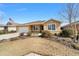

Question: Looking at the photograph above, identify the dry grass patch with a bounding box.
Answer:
[0,37,79,56]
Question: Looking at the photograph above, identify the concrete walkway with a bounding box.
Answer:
[25,53,41,56]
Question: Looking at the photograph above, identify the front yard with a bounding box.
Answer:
[0,37,79,56]
[0,30,16,35]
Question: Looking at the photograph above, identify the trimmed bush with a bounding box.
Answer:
[59,29,74,37]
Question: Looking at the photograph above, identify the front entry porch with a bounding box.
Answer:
[29,25,44,36]
[30,25,44,33]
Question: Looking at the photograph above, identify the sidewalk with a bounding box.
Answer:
[25,53,41,56]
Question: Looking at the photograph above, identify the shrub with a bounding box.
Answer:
[78,31,79,34]
[27,31,32,36]
[20,32,25,36]
[10,37,19,41]
[0,30,16,35]
[8,30,16,33]
[71,43,79,50]
[0,39,7,43]
[0,30,5,34]
[59,29,74,37]
[54,33,58,36]
[39,31,53,38]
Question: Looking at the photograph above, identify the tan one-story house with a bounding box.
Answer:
[0,18,61,34]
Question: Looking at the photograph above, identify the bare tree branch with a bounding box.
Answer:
[59,3,79,42]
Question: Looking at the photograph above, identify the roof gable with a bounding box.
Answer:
[24,19,61,25]
[6,18,20,26]
[45,19,61,24]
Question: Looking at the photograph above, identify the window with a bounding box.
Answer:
[35,26,39,30]
[48,24,55,30]
[32,25,40,30]
[32,26,35,30]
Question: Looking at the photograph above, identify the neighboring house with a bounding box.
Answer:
[0,24,5,31]
[6,18,20,32]
[6,18,27,32]
[0,18,61,34]
[62,21,79,32]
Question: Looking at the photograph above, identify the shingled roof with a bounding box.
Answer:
[24,20,45,25]
[24,19,61,25]
[6,18,23,26]
[4,18,61,26]
[62,21,79,28]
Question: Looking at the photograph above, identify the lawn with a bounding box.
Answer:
[0,37,79,56]
[0,30,16,35]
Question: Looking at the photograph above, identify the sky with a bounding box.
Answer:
[0,3,69,25]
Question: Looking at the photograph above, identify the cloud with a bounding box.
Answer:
[0,10,6,18]
[0,11,4,15]
[16,8,27,11]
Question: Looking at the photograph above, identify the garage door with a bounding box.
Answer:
[18,27,29,33]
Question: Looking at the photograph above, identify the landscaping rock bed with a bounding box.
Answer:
[48,36,74,48]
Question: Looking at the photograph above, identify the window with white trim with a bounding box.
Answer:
[48,24,55,30]
[32,25,40,30]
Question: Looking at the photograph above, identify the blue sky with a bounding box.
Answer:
[0,3,68,25]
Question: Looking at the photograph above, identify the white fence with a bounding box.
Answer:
[0,33,20,40]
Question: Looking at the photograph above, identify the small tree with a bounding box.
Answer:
[59,3,79,41]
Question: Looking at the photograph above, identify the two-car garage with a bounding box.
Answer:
[17,26,29,33]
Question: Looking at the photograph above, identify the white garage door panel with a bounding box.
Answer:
[0,27,4,30]
[18,27,29,33]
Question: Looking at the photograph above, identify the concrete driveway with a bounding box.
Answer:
[0,33,20,40]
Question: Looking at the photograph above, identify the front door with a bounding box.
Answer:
[40,25,43,30]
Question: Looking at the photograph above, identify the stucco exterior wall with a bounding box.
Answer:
[44,20,61,34]
[0,27,4,30]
